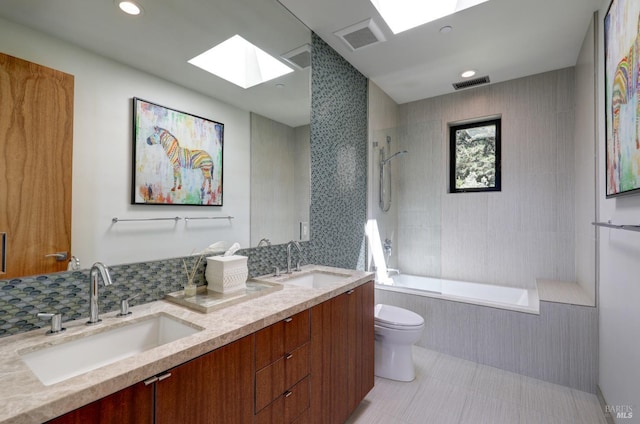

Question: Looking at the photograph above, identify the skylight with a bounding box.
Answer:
[370,0,490,34]
[188,35,294,89]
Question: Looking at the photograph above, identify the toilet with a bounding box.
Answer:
[374,304,425,382]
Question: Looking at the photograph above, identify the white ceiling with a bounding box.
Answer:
[280,0,603,103]
[0,0,603,124]
[0,0,311,127]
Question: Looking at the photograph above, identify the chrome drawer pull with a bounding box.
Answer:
[284,390,293,398]
[284,317,293,323]
[346,289,355,295]
[143,376,159,386]
[285,353,293,360]
[157,372,172,382]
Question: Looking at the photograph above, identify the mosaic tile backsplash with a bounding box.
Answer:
[0,243,309,337]
[0,32,369,338]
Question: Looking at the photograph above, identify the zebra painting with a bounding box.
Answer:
[146,126,214,196]
[605,1,640,196]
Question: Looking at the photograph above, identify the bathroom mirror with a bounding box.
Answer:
[0,0,310,278]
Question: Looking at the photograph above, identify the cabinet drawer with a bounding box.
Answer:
[255,376,310,424]
[256,342,310,412]
[291,408,310,424]
[256,310,310,369]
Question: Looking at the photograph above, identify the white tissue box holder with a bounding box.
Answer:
[206,255,248,293]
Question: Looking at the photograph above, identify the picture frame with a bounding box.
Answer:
[132,98,224,206]
[604,0,640,197]
[449,118,501,193]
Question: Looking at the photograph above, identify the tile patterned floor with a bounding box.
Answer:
[347,346,608,424]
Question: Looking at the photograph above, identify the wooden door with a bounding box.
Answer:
[155,335,254,424]
[45,381,154,424]
[0,52,73,278]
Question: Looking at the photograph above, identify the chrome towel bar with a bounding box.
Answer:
[592,221,640,233]
[112,216,233,223]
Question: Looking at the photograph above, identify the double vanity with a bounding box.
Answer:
[0,265,374,424]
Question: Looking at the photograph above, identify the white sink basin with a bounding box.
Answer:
[283,271,349,288]
[20,314,202,386]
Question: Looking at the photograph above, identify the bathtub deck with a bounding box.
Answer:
[536,279,595,307]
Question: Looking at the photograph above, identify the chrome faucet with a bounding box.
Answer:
[87,262,113,325]
[257,238,271,247]
[387,268,401,276]
[286,240,304,273]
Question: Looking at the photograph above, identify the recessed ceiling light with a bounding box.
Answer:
[461,70,477,78]
[188,35,294,89]
[117,1,143,16]
[439,25,453,34]
[370,0,489,34]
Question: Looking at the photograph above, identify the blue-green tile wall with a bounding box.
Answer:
[308,33,368,270]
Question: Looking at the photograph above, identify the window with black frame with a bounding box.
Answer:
[449,118,501,193]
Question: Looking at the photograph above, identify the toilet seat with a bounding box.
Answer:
[374,304,424,330]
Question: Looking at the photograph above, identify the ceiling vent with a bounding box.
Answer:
[282,44,311,70]
[452,75,490,90]
[334,19,386,51]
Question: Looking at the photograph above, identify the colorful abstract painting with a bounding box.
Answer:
[605,0,640,197]
[132,98,223,205]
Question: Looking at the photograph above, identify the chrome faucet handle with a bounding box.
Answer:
[294,261,302,272]
[37,312,66,335]
[273,266,280,277]
[118,294,140,317]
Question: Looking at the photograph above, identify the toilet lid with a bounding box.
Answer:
[374,304,424,328]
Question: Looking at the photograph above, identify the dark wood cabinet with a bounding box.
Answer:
[46,381,153,424]
[46,280,373,424]
[155,334,254,424]
[310,281,375,424]
[47,335,253,424]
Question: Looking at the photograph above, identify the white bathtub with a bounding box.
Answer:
[376,274,540,314]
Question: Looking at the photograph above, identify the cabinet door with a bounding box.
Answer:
[155,335,254,424]
[45,382,153,424]
[310,292,348,424]
[348,281,375,404]
[358,281,375,399]
[310,281,375,424]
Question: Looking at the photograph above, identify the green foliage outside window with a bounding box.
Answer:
[450,118,501,193]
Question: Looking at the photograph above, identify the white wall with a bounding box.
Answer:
[596,0,640,419]
[574,14,598,303]
[367,81,401,271]
[0,17,251,267]
[250,113,311,245]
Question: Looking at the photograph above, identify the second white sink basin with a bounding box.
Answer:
[283,271,349,288]
[21,313,202,386]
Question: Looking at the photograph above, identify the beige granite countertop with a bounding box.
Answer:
[0,265,373,424]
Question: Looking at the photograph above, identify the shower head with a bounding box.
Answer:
[381,150,408,165]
